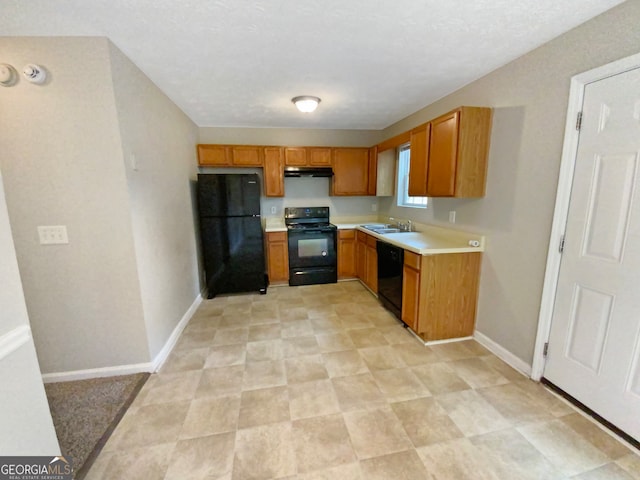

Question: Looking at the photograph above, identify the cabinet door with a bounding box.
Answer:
[266,232,289,283]
[332,148,370,196]
[308,148,332,166]
[284,147,307,166]
[401,265,420,331]
[263,147,284,197]
[453,107,493,197]
[427,111,459,196]
[231,146,264,166]
[198,145,231,166]
[420,252,482,340]
[408,124,430,196]
[337,230,357,278]
[356,232,367,280]
[365,244,378,293]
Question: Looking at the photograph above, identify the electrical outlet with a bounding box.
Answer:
[38,225,69,245]
[448,211,456,224]
[371,203,377,212]
[270,206,277,214]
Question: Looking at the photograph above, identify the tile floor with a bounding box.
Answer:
[86,281,640,480]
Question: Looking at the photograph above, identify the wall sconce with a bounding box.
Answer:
[23,64,47,84]
[0,64,18,87]
[292,96,321,113]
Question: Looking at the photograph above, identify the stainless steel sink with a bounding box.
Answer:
[362,225,404,234]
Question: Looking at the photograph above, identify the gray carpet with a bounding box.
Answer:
[45,373,149,479]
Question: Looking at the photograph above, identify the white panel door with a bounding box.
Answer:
[544,66,640,441]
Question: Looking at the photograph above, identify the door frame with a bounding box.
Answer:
[532,51,640,381]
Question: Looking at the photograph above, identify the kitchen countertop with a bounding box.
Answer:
[264,217,287,232]
[264,216,485,255]
[350,225,485,255]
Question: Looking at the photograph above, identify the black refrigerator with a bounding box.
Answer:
[197,173,267,298]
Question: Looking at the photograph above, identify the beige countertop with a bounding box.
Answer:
[351,225,485,255]
[264,217,287,232]
[265,216,485,255]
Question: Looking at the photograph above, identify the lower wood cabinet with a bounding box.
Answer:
[356,230,377,293]
[265,231,288,284]
[401,250,481,342]
[337,229,357,279]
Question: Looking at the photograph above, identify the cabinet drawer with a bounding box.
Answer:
[356,230,369,243]
[339,229,355,240]
[366,235,377,248]
[404,250,421,270]
[267,231,287,242]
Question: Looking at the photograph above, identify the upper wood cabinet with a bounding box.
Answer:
[408,124,430,197]
[198,144,264,167]
[231,145,263,166]
[284,147,332,166]
[284,147,307,166]
[428,107,492,197]
[379,105,492,198]
[331,147,372,196]
[263,147,285,197]
[198,145,231,166]
[309,147,332,166]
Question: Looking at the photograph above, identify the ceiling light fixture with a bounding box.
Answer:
[292,96,321,113]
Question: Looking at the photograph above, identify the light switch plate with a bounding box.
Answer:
[38,225,69,245]
[448,211,456,223]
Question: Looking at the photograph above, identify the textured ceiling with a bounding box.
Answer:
[0,0,625,129]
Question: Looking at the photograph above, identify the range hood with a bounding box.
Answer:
[284,166,334,178]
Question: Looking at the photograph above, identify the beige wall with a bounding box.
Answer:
[0,170,60,454]
[0,37,150,373]
[199,127,380,147]
[108,42,201,359]
[378,0,640,365]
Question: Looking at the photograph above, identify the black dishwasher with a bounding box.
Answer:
[377,241,404,320]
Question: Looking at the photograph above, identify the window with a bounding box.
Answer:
[397,144,428,208]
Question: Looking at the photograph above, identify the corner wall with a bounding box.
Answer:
[0,37,150,373]
[108,42,201,360]
[378,0,640,366]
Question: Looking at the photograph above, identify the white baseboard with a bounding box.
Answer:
[42,293,203,383]
[473,330,532,377]
[151,293,203,372]
[424,336,473,346]
[42,362,153,383]
[0,325,31,362]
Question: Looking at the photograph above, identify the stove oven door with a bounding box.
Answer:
[287,229,337,286]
